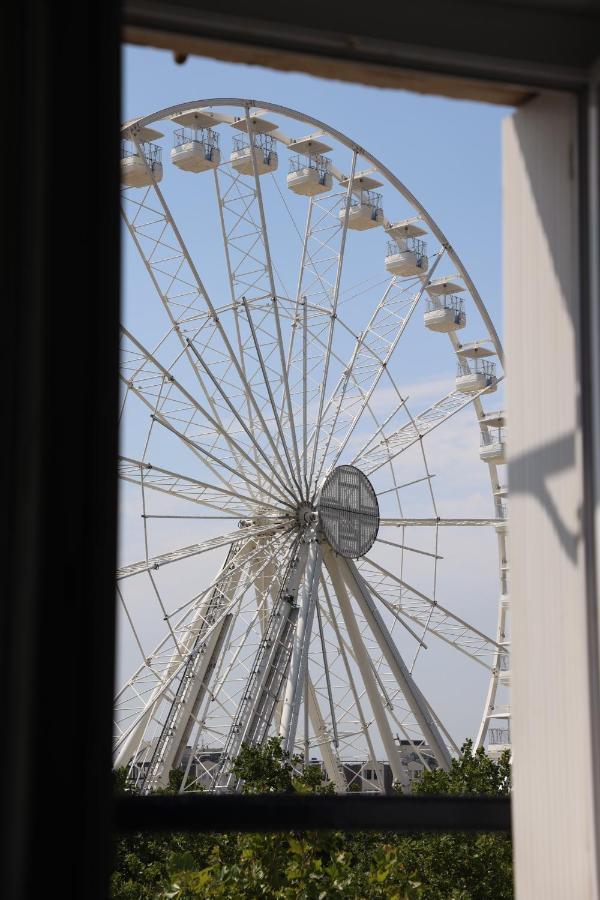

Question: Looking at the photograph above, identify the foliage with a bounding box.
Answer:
[230,737,295,793]
[388,740,513,900]
[411,739,511,797]
[111,739,512,900]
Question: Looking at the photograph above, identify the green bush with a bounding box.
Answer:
[111,740,512,899]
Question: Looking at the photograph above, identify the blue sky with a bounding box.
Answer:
[119,44,512,746]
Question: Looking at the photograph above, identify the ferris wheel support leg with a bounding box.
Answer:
[215,542,310,789]
[320,577,383,792]
[323,546,409,789]
[340,557,452,771]
[279,542,322,751]
[148,612,235,790]
[114,540,250,773]
[305,678,346,793]
[166,614,235,777]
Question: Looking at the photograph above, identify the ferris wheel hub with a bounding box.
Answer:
[317,465,380,559]
[296,502,317,528]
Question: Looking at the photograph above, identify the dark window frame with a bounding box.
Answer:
[3,3,597,897]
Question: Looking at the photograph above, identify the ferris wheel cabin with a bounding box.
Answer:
[120,126,164,188]
[230,133,279,175]
[384,238,429,276]
[168,111,222,172]
[424,276,467,333]
[384,219,429,276]
[287,154,333,196]
[479,411,507,465]
[455,340,498,394]
[229,113,279,176]
[170,128,221,172]
[424,295,467,332]
[339,172,384,230]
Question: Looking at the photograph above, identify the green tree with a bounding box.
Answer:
[230,737,295,793]
[111,739,512,900]
[386,741,513,899]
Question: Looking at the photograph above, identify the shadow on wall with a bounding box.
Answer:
[505,91,581,565]
[509,432,580,564]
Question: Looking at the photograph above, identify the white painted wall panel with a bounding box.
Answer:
[505,93,599,898]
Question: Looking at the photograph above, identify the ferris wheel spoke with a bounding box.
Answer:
[304,677,346,792]
[122,187,251,435]
[122,217,257,494]
[132,373,293,511]
[121,327,295,503]
[376,536,442,559]
[353,378,504,476]
[242,298,304,496]
[118,457,284,516]
[380,517,502,527]
[313,253,447,487]
[183,334,298,496]
[243,110,303,486]
[212,169,264,469]
[117,522,285,581]
[214,160,298,481]
[319,596,395,724]
[313,592,340,748]
[124,134,301,481]
[120,332,254,497]
[306,149,358,492]
[153,410,294,511]
[358,556,502,666]
[281,197,350,455]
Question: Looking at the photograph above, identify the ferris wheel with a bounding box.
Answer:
[115,98,510,795]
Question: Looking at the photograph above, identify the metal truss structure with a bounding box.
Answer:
[116,99,510,794]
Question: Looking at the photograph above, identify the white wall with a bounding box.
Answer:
[505,92,600,898]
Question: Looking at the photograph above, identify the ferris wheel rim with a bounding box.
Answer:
[122,97,503,365]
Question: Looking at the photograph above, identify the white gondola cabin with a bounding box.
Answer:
[340,189,384,230]
[287,154,332,196]
[424,295,466,332]
[455,358,498,394]
[230,133,278,176]
[385,237,428,276]
[480,427,507,464]
[121,126,164,188]
[339,171,385,230]
[170,127,221,172]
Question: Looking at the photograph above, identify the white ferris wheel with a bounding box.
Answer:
[116,98,510,795]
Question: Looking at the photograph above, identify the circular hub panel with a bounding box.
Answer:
[318,465,380,558]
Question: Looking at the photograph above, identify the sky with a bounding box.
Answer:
[118,44,511,748]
